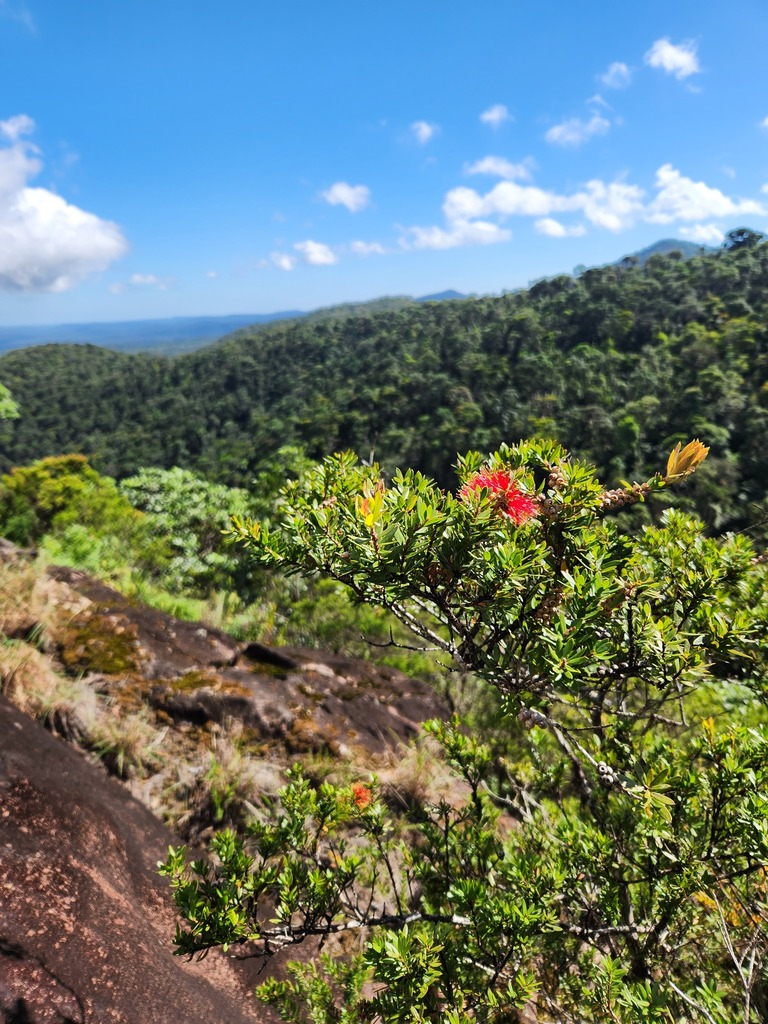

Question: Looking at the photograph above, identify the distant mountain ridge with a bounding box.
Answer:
[619,238,716,265]
[417,289,467,302]
[0,312,303,357]
[0,291,466,357]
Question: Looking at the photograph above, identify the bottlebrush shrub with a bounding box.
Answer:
[163,439,768,1023]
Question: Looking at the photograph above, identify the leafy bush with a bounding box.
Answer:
[0,454,155,558]
[163,439,768,1022]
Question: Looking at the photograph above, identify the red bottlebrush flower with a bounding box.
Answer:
[350,783,372,810]
[460,469,538,525]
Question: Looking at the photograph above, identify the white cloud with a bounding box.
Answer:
[545,113,610,147]
[111,272,170,292]
[405,163,764,256]
[128,273,169,289]
[402,219,511,251]
[679,224,725,244]
[0,113,34,142]
[465,156,532,180]
[600,62,632,89]
[294,239,337,265]
[0,189,126,293]
[442,185,544,223]
[271,251,296,271]
[480,104,511,129]
[644,38,700,79]
[442,176,644,234]
[0,115,127,292]
[0,136,41,195]
[443,181,575,221]
[646,164,764,223]
[411,121,439,144]
[321,181,371,213]
[575,179,646,232]
[761,183,768,195]
[206,269,218,278]
[760,116,768,132]
[535,218,586,238]
[350,240,387,256]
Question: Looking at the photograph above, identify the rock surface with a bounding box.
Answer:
[50,565,447,756]
[0,695,268,1024]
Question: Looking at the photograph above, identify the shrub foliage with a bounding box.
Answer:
[163,439,768,1023]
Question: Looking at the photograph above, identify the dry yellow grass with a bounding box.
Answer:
[0,637,99,740]
[0,555,55,640]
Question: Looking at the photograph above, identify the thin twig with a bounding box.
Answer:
[668,982,719,1024]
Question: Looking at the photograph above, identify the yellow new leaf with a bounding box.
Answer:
[665,439,709,482]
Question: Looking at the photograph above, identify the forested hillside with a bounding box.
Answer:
[2,233,768,533]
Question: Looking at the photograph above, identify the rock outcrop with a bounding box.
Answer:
[50,564,447,757]
[0,695,267,1024]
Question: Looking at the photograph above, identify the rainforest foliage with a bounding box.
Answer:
[2,237,768,536]
[164,439,768,1023]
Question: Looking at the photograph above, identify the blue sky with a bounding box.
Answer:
[1,0,767,325]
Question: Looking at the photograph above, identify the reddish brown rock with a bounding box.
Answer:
[48,567,448,757]
[0,696,269,1024]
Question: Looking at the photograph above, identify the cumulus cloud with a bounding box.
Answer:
[646,164,764,223]
[411,121,439,144]
[644,38,700,79]
[0,114,127,292]
[294,239,337,265]
[444,177,643,232]
[600,62,632,89]
[465,156,532,180]
[402,219,511,251]
[545,113,610,147]
[350,240,387,256]
[442,167,765,236]
[480,104,511,128]
[271,252,297,271]
[576,179,646,231]
[321,181,371,213]
[679,224,725,244]
[443,181,575,221]
[401,161,765,255]
[535,218,586,238]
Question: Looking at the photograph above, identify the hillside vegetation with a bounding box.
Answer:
[1,234,768,535]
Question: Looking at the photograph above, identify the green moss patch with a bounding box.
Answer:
[59,608,140,676]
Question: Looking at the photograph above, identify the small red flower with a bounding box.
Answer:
[350,783,372,810]
[460,469,538,525]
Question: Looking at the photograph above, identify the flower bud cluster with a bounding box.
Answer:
[598,482,651,512]
[546,464,567,490]
[596,761,617,788]
[532,585,564,623]
[517,707,548,729]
